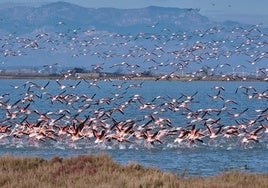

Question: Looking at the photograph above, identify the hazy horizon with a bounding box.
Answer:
[1,0,268,27]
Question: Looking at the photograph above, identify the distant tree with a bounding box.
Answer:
[199,66,208,76]
[142,70,153,77]
[91,67,102,73]
[114,68,123,75]
[72,67,86,73]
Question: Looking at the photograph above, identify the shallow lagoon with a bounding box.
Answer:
[0,79,267,176]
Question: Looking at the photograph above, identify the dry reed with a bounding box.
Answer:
[0,153,267,188]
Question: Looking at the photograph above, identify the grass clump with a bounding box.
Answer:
[0,153,267,188]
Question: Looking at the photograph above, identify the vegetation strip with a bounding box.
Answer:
[0,153,267,188]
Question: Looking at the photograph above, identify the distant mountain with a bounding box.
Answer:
[0,1,266,72]
[0,1,222,35]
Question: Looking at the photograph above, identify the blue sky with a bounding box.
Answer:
[2,0,268,27]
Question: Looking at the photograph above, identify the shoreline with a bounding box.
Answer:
[0,153,267,187]
[0,74,267,82]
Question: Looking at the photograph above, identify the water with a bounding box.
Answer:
[0,79,267,177]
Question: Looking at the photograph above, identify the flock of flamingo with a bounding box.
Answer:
[0,18,267,149]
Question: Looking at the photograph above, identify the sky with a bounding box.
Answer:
[2,0,268,27]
